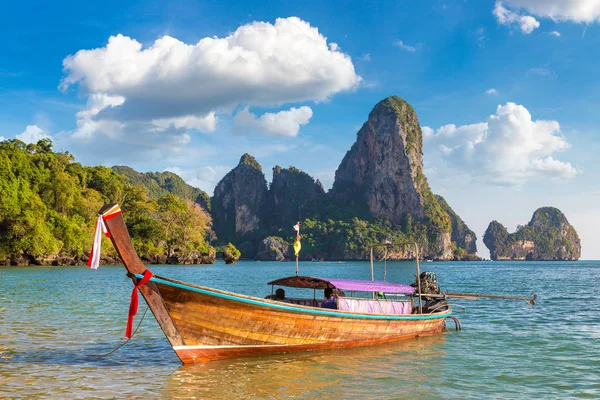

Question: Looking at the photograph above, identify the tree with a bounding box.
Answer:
[158,194,212,256]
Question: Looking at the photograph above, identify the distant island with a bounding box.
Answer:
[483,207,580,261]
[0,96,580,266]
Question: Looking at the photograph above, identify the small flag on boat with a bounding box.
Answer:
[87,205,121,270]
[293,221,301,256]
[87,214,108,270]
[293,239,301,256]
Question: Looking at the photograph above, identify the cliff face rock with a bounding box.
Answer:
[211,154,269,242]
[435,232,453,260]
[166,248,216,264]
[332,96,425,222]
[257,236,290,261]
[483,221,510,260]
[484,207,581,261]
[331,96,456,259]
[436,195,477,254]
[269,166,325,229]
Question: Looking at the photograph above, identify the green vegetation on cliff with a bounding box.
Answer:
[0,139,214,266]
[113,165,210,211]
[268,165,325,230]
[240,153,263,172]
[222,243,241,264]
[369,96,421,154]
[436,195,477,255]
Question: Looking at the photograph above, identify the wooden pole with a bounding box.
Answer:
[370,247,374,281]
[415,243,422,314]
[294,221,300,276]
[418,292,537,305]
[370,247,375,299]
[383,247,388,282]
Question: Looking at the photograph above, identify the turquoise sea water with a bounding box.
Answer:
[1,260,599,399]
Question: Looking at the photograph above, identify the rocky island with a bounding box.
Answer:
[211,96,479,261]
[483,207,580,261]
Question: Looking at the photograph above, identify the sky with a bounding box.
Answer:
[1,0,599,259]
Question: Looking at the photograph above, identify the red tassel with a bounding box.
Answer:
[126,270,153,338]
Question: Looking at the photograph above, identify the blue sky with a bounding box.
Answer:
[1,0,599,258]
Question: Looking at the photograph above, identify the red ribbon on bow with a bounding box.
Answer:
[126,269,153,338]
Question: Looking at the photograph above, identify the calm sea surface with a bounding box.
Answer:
[1,260,599,399]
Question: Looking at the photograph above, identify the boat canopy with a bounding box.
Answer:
[267,276,416,294]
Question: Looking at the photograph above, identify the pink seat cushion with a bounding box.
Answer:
[337,298,412,315]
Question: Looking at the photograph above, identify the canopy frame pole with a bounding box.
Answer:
[370,247,374,281]
[414,243,422,314]
[383,247,388,282]
[370,247,375,299]
[368,241,422,313]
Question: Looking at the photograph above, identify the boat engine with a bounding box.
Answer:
[411,271,440,294]
[412,272,450,314]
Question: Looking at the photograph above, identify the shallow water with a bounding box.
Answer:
[1,261,599,399]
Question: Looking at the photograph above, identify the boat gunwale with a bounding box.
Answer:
[138,274,452,321]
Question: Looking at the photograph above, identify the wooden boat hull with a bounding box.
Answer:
[149,275,450,363]
[98,204,450,364]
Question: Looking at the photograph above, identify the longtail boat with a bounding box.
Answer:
[94,204,535,364]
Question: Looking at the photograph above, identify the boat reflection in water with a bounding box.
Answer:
[162,334,448,399]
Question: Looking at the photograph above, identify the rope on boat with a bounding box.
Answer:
[96,306,149,358]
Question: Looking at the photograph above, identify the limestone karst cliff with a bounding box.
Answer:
[436,195,477,255]
[211,154,269,242]
[269,166,325,230]
[210,96,478,260]
[330,96,459,259]
[332,96,427,223]
[483,207,580,261]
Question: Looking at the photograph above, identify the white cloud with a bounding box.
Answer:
[548,30,561,37]
[15,125,51,144]
[494,1,540,34]
[476,27,487,47]
[359,53,371,61]
[422,126,435,139]
[423,102,581,185]
[528,67,555,77]
[504,0,600,24]
[58,17,360,158]
[394,40,417,52]
[233,106,313,137]
[486,88,499,95]
[151,113,217,133]
[61,18,360,121]
[0,136,5,141]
